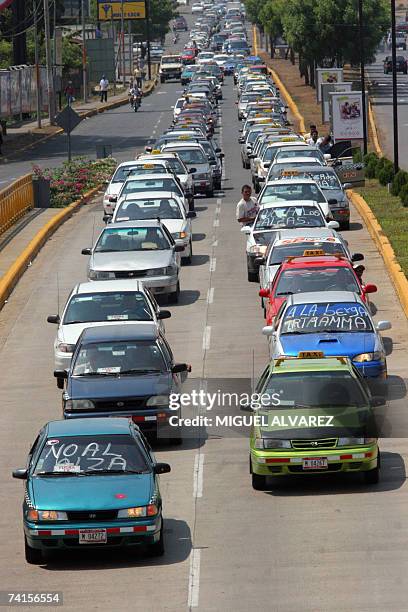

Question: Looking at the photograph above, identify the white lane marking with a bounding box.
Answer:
[212,240,218,247]
[213,219,219,227]
[207,287,214,304]
[152,129,156,135]
[188,548,201,608]
[209,257,216,272]
[202,326,211,350]
[157,91,166,95]
[216,197,222,205]
[193,453,205,498]
[215,204,221,215]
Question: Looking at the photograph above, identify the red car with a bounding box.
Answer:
[182,49,196,65]
[259,252,377,325]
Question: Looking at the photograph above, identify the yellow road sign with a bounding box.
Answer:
[98,1,146,20]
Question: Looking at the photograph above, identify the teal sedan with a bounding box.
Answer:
[13,418,170,564]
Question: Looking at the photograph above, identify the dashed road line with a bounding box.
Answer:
[202,326,211,350]
[207,287,215,304]
[188,548,201,609]
[193,453,205,498]
[209,257,216,272]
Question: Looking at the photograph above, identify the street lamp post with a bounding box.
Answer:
[33,0,41,128]
[82,0,87,103]
[43,0,55,124]
[391,0,399,172]
[358,0,368,155]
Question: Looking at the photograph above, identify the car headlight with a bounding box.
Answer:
[194,173,208,180]
[89,270,115,280]
[353,352,384,363]
[65,399,95,410]
[89,269,98,280]
[146,395,169,408]
[57,343,76,353]
[27,510,68,521]
[254,438,291,449]
[337,437,376,446]
[117,504,158,518]
[172,231,188,240]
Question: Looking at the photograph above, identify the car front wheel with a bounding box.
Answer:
[146,524,165,557]
[25,538,43,565]
[252,473,268,491]
[169,282,180,303]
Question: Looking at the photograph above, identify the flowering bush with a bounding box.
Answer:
[32,157,117,208]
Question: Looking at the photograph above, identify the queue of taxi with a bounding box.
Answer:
[12,0,254,565]
[232,59,392,490]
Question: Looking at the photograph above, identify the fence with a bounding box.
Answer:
[0,175,34,236]
[0,67,49,118]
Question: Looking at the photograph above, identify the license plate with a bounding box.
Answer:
[302,458,328,470]
[79,529,107,544]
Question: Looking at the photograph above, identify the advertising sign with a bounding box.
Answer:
[321,82,352,123]
[316,68,343,102]
[98,0,146,20]
[330,91,366,141]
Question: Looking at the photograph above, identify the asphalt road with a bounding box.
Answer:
[0,12,408,612]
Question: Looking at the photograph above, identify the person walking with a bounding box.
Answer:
[236,185,259,226]
[64,81,75,106]
[133,65,143,89]
[99,75,109,103]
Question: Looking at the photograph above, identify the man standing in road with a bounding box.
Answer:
[236,185,259,225]
[133,64,143,89]
[99,75,109,103]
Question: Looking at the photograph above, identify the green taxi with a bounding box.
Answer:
[249,352,382,490]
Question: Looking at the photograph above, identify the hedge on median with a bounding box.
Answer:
[32,157,117,208]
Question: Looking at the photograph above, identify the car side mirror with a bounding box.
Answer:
[54,369,68,379]
[324,154,331,160]
[254,256,265,266]
[328,199,338,205]
[189,167,197,173]
[327,221,339,229]
[187,211,197,218]
[47,314,60,324]
[342,182,352,189]
[363,283,377,294]
[370,396,386,407]
[215,147,221,153]
[219,152,225,158]
[376,320,392,331]
[108,196,117,203]
[103,215,112,224]
[210,160,217,165]
[351,253,364,262]
[259,288,269,298]
[81,248,91,255]
[157,310,171,320]
[175,245,184,252]
[238,137,244,143]
[153,462,171,475]
[172,363,188,373]
[12,468,28,480]
[264,162,270,168]
[262,325,274,336]
[240,226,251,234]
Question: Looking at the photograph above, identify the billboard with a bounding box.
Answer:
[321,82,352,123]
[316,68,344,102]
[98,0,146,20]
[330,91,366,141]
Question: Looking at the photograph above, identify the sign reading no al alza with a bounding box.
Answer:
[98,0,146,20]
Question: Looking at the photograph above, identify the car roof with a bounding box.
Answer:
[123,173,177,181]
[270,356,351,373]
[80,322,159,343]
[274,228,336,239]
[293,165,336,173]
[74,280,145,294]
[107,219,165,229]
[266,178,320,186]
[46,417,133,437]
[162,142,205,150]
[280,255,351,269]
[273,157,323,164]
[118,191,182,201]
[288,291,361,305]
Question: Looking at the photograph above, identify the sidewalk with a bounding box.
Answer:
[1,73,157,162]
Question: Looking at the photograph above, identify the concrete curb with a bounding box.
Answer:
[348,189,408,318]
[0,185,101,310]
[368,102,383,157]
[267,65,306,135]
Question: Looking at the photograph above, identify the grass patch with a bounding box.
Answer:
[356,179,408,277]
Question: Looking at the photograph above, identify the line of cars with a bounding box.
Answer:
[232,61,392,490]
[12,1,234,565]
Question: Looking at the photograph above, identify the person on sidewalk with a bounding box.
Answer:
[99,75,109,103]
[236,185,259,226]
[306,130,319,145]
[304,123,317,140]
[64,81,75,106]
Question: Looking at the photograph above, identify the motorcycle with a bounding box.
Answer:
[133,94,142,112]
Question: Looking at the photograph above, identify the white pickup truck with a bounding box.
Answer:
[159,55,183,83]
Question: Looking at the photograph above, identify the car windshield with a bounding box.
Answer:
[255,206,325,230]
[116,198,182,221]
[260,184,326,204]
[33,434,149,475]
[166,159,186,174]
[281,302,373,334]
[275,150,323,162]
[128,166,168,176]
[95,227,171,252]
[167,148,207,164]
[63,292,152,324]
[275,267,360,296]
[270,163,321,179]
[72,339,166,376]
[162,56,181,64]
[270,240,346,264]
[121,178,182,196]
[112,166,144,183]
[306,170,342,190]
[263,371,368,408]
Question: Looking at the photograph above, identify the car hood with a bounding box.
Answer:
[29,473,153,511]
[91,250,172,271]
[190,163,210,173]
[252,230,278,246]
[280,332,375,357]
[105,183,122,197]
[322,188,347,205]
[59,321,154,346]
[68,371,171,399]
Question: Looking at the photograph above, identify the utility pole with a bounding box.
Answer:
[391,0,399,171]
[121,0,126,86]
[145,0,151,80]
[33,0,41,128]
[43,0,55,124]
[358,0,368,155]
[110,7,116,95]
[82,0,87,102]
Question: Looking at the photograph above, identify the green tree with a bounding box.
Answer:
[259,0,285,57]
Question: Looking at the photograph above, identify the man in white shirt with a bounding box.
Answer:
[236,184,259,225]
[99,75,109,103]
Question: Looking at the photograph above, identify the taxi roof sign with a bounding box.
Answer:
[302,249,325,257]
[298,351,324,359]
[151,149,161,154]
[142,163,155,169]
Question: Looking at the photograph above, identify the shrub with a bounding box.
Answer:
[399,184,408,207]
[365,158,378,179]
[374,156,387,179]
[378,160,395,186]
[391,169,408,196]
[363,152,378,166]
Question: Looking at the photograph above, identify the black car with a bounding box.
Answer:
[54,323,190,444]
[174,16,188,31]
[383,55,407,74]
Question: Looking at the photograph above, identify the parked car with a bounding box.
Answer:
[383,55,407,73]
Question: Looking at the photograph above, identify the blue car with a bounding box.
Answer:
[263,292,391,379]
[13,418,171,564]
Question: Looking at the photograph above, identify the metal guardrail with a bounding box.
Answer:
[0,174,34,236]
